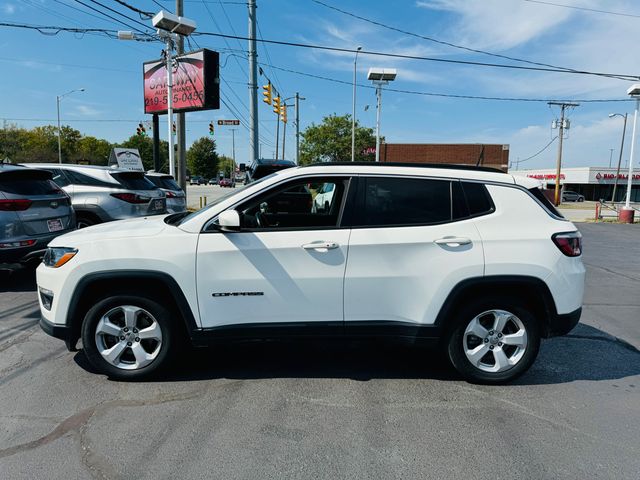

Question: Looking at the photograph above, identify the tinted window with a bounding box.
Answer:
[65,170,117,188]
[461,182,494,216]
[147,176,181,190]
[355,177,452,227]
[234,177,348,230]
[529,187,564,218]
[0,170,61,196]
[110,172,157,191]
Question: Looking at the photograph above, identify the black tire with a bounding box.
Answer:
[578,197,584,202]
[446,297,541,384]
[76,214,98,229]
[81,295,176,380]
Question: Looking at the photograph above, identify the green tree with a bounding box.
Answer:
[0,124,30,163]
[217,155,235,178]
[75,136,112,165]
[299,114,377,165]
[119,135,169,172]
[187,137,219,179]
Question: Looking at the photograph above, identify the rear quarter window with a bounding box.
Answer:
[461,182,495,217]
[528,187,564,218]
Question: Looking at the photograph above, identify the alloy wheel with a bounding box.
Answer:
[94,305,163,370]
[463,309,528,373]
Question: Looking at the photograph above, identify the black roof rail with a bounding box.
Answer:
[299,161,505,174]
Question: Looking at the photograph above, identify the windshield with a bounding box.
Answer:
[171,174,277,226]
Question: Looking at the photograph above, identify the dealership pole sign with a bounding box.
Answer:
[143,49,220,114]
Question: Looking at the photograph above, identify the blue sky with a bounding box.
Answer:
[2,0,640,170]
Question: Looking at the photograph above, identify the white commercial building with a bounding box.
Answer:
[511,166,640,202]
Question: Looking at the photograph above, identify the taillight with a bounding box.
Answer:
[0,199,32,211]
[110,193,150,204]
[0,239,36,249]
[552,231,582,257]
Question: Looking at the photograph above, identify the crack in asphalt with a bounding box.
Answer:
[583,262,640,282]
[0,382,242,479]
[0,327,38,354]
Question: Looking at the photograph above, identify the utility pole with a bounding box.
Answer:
[152,114,160,171]
[609,148,614,168]
[176,0,187,190]
[282,111,287,160]
[295,92,302,164]
[248,0,259,164]
[275,114,280,159]
[230,128,237,164]
[612,113,628,203]
[549,102,579,206]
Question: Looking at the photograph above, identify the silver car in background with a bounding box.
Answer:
[0,164,75,267]
[22,164,166,228]
[145,172,187,213]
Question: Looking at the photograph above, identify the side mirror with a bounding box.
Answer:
[218,209,240,232]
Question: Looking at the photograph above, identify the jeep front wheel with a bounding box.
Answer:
[81,295,175,380]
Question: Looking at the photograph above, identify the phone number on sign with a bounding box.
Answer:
[145,92,204,107]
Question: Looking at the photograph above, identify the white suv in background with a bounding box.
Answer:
[36,163,585,384]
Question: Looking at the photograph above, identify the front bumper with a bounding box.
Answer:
[547,307,582,337]
[39,315,78,351]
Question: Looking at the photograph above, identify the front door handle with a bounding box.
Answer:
[302,241,339,252]
[434,236,472,247]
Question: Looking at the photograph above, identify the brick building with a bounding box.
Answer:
[378,143,510,171]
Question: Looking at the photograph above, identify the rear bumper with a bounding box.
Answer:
[0,230,73,264]
[547,307,582,337]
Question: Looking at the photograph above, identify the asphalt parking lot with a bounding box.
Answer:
[0,223,638,479]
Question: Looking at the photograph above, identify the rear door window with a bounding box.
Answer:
[353,176,453,227]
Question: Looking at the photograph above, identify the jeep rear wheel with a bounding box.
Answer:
[446,298,540,384]
[81,295,175,380]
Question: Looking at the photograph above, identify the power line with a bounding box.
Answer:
[516,136,558,165]
[83,0,154,32]
[113,0,154,19]
[310,0,596,76]
[194,31,640,81]
[523,0,640,19]
[259,61,633,103]
[71,0,156,39]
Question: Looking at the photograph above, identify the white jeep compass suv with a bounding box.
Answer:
[37,163,585,384]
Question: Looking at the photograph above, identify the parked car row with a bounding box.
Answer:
[1,163,186,268]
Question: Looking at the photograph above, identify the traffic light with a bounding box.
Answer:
[273,96,280,115]
[262,82,272,105]
[208,122,214,135]
[136,123,146,136]
[280,104,287,123]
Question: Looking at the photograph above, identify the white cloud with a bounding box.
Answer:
[75,105,101,116]
[2,3,16,14]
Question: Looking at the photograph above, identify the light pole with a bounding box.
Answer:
[609,148,614,168]
[150,11,197,178]
[609,112,628,203]
[367,68,397,162]
[56,88,85,164]
[622,84,640,221]
[351,46,362,162]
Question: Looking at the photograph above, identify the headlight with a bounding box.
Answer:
[43,247,78,268]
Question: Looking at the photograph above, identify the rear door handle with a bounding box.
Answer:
[302,241,339,251]
[434,237,472,247]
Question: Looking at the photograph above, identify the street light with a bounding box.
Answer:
[56,88,85,164]
[367,68,397,162]
[351,46,362,162]
[608,112,628,203]
[151,10,197,178]
[621,84,640,222]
